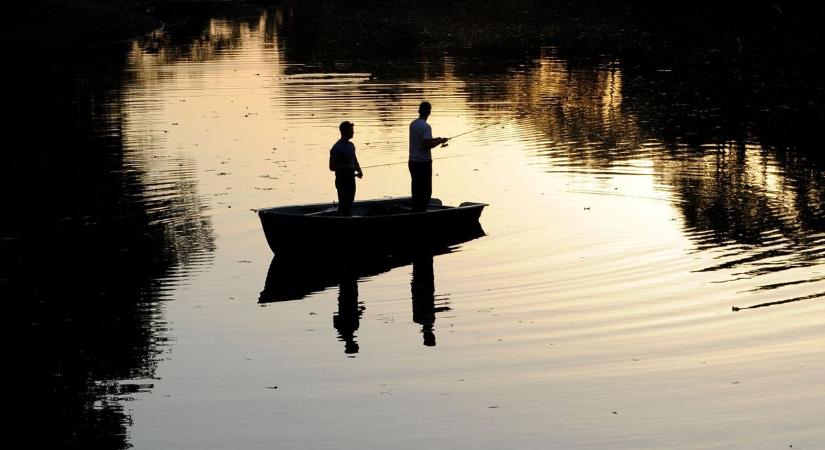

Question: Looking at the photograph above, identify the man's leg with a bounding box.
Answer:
[336,175,355,216]
[421,162,432,209]
[409,161,432,212]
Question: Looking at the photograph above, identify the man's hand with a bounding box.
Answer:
[355,169,364,178]
[426,137,449,149]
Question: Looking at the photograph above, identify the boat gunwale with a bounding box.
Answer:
[257,197,487,220]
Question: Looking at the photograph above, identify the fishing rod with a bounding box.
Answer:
[444,121,502,143]
[433,121,504,148]
[359,121,502,169]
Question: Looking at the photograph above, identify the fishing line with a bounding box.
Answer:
[361,153,484,169]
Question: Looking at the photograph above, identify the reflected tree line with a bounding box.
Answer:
[3,43,214,450]
[133,2,269,64]
[470,51,824,253]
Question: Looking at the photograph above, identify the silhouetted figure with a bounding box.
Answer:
[408,102,448,212]
[329,121,363,216]
[411,254,449,346]
[333,275,363,354]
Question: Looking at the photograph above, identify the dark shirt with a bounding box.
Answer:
[330,139,357,176]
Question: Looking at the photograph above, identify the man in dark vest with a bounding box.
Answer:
[329,121,363,216]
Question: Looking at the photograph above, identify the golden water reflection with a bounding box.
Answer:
[10,4,822,449]
[119,14,824,449]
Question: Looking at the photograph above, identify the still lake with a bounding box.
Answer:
[6,6,824,450]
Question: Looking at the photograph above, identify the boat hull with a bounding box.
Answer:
[258,197,486,255]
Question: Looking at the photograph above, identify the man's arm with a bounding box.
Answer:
[354,154,363,178]
[422,137,449,149]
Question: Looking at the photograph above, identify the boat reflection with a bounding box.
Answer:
[259,225,484,353]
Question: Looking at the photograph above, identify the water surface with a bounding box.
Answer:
[5,5,824,449]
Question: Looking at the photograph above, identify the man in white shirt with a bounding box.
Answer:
[408,102,448,212]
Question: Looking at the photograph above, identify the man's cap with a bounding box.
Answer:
[339,121,355,131]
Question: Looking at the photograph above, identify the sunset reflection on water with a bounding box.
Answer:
[6,5,823,449]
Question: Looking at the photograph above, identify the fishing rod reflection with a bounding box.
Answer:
[259,226,484,353]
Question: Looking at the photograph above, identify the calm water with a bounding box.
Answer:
[5,6,824,450]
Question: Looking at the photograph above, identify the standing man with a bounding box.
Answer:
[329,121,363,216]
[408,102,448,212]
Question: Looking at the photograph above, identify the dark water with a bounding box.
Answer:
[4,4,824,449]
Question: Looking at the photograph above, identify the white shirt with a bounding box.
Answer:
[409,118,433,162]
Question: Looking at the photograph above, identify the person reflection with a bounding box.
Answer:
[411,254,449,347]
[332,274,363,354]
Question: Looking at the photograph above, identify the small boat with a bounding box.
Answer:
[257,197,486,255]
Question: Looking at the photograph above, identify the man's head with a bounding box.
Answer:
[418,101,432,119]
[339,121,354,139]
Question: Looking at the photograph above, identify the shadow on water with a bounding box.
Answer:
[3,40,214,450]
[260,225,484,353]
